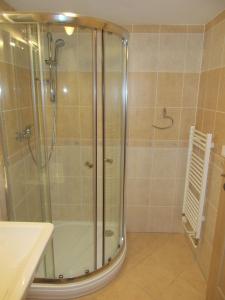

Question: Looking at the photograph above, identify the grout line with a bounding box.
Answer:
[211,25,225,137]
[128,105,197,109]
[194,25,205,129]
[148,29,160,210]
[197,107,225,114]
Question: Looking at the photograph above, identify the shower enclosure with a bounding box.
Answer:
[0,12,128,299]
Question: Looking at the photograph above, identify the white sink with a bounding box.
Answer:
[0,222,54,300]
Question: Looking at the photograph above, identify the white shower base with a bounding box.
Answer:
[53,221,100,278]
[27,221,126,299]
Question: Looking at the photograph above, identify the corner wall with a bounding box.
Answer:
[0,0,14,220]
[195,10,225,279]
[126,24,204,232]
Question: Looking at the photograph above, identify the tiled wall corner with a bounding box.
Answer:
[126,24,204,233]
[195,10,225,279]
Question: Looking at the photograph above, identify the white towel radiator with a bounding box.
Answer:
[182,126,213,247]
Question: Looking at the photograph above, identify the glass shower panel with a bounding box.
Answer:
[103,32,124,262]
[0,23,44,222]
[42,25,96,278]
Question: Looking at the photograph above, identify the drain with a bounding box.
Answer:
[105,229,114,237]
[58,274,64,279]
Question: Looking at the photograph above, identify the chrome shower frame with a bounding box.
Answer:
[0,12,128,40]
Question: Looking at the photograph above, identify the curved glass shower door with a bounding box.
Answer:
[42,25,96,278]
[103,32,126,263]
[0,12,128,285]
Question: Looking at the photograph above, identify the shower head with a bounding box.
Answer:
[47,32,53,42]
[55,38,65,48]
[54,38,65,62]
[46,32,53,60]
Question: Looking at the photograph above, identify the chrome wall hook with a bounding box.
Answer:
[152,108,174,130]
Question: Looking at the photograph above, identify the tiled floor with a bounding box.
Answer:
[78,233,206,300]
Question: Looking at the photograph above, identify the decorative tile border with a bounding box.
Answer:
[123,24,204,33]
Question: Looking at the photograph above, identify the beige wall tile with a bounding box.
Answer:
[202,35,211,72]
[150,178,176,206]
[201,29,212,71]
[157,73,183,107]
[176,148,188,178]
[152,148,177,178]
[159,34,186,72]
[207,21,225,70]
[147,206,173,232]
[0,62,17,110]
[26,186,42,221]
[174,179,185,206]
[19,107,34,131]
[15,66,32,108]
[171,206,184,233]
[187,25,205,33]
[217,67,225,112]
[132,25,160,33]
[154,108,180,140]
[197,71,207,108]
[54,145,81,177]
[78,72,93,106]
[51,178,82,206]
[185,33,203,73]
[126,178,150,206]
[56,107,80,139]
[202,109,216,134]
[126,146,152,178]
[57,71,79,106]
[2,110,21,157]
[128,107,154,140]
[214,112,225,154]
[207,161,223,209]
[8,159,27,208]
[127,206,148,232]
[128,72,157,107]
[179,108,196,140]
[182,73,200,107]
[15,199,29,221]
[203,69,221,110]
[160,25,187,33]
[80,107,93,139]
[129,33,159,72]
[195,109,204,131]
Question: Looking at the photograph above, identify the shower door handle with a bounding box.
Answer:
[105,158,113,164]
[85,161,93,168]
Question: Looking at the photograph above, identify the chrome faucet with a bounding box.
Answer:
[16,125,32,142]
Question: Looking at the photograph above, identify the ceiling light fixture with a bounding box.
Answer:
[64,26,75,36]
[63,12,78,18]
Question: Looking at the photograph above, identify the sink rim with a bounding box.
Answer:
[0,221,54,300]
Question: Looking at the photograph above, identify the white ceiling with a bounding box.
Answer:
[6,0,225,25]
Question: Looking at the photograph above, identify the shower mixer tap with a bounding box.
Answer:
[105,158,113,164]
[85,161,94,168]
[16,125,32,141]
